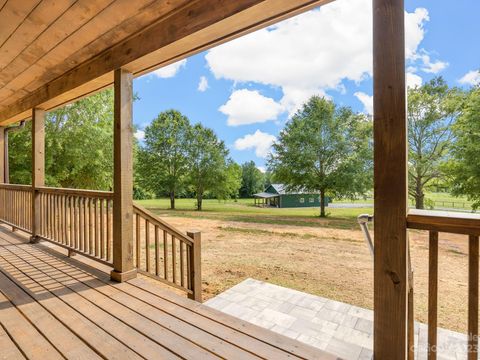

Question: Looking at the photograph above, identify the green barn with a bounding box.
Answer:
[253,184,330,208]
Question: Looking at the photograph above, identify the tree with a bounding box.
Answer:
[268,96,372,217]
[408,77,463,209]
[213,160,242,201]
[9,89,115,190]
[443,85,480,209]
[187,124,229,210]
[137,110,190,209]
[239,161,265,198]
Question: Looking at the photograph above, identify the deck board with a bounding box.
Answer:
[0,225,336,359]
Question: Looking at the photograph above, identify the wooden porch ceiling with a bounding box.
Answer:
[0,0,333,126]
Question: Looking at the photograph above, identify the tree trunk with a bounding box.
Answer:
[415,179,424,209]
[320,189,326,217]
[169,191,175,210]
[197,193,203,211]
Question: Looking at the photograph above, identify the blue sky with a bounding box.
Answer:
[132,0,480,172]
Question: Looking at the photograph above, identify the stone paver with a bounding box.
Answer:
[205,278,473,360]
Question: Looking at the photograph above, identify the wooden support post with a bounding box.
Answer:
[468,235,479,360]
[373,0,408,358]
[187,231,202,302]
[0,127,4,183]
[110,68,136,282]
[31,108,45,243]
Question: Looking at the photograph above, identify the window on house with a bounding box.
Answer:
[309,197,314,203]
[300,197,305,203]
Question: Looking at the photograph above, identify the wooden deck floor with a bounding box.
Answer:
[0,225,336,360]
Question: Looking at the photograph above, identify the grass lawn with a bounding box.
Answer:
[136,198,372,230]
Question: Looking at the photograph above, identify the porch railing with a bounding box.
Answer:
[407,209,480,360]
[36,186,114,265]
[0,183,202,301]
[0,184,32,232]
[133,204,202,302]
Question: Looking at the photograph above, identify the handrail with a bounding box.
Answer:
[407,209,480,236]
[0,183,32,191]
[133,204,193,245]
[407,209,480,359]
[36,186,113,199]
[132,203,202,302]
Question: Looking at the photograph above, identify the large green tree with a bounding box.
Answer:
[408,77,463,209]
[186,124,229,210]
[213,159,242,201]
[239,161,265,198]
[443,85,480,209]
[268,96,372,217]
[137,110,190,209]
[9,89,114,190]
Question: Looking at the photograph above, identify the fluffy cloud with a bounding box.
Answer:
[234,130,276,158]
[407,72,423,88]
[419,54,448,74]
[206,0,434,115]
[219,89,284,126]
[198,76,209,92]
[354,92,373,114]
[134,130,145,141]
[153,59,186,78]
[459,70,480,86]
[257,166,266,173]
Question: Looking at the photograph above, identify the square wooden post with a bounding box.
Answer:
[373,0,408,358]
[110,68,137,282]
[187,231,202,302]
[0,127,4,183]
[31,108,45,243]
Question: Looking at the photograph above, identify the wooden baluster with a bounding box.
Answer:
[428,231,438,360]
[163,230,168,280]
[69,196,74,247]
[145,220,150,273]
[136,214,140,268]
[469,235,479,360]
[187,231,202,302]
[100,199,105,259]
[107,199,111,262]
[94,199,99,257]
[180,241,185,288]
[79,197,85,251]
[172,235,177,284]
[64,195,68,245]
[155,226,160,277]
[89,198,94,254]
[83,198,88,253]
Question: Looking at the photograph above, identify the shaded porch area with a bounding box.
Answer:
[0,225,334,360]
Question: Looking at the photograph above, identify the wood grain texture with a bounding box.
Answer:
[408,209,480,236]
[428,231,438,360]
[373,0,408,358]
[0,226,334,359]
[111,68,134,280]
[469,235,479,360]
[0,126,4,182]
[31,108,44,240]
[0,0,332,125]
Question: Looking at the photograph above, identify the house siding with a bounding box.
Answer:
[279,194,329,208]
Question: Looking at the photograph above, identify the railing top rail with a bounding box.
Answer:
[407,209,480,236]
[133,203,194,245]
[35,186,114,199]
[0,183,32,191]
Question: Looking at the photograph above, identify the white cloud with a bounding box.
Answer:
[206,0,433,115]
[420,55,448,74]
[354,92,373,114]
[234,130,276,158]
[134,130,145,141]
[459,70,480,86]
[407,72,423,88]
[198,76,209,92]
[257,166,266,173]
[219,89,284,126]
[153,59,186,78]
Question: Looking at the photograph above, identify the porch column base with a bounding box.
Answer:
[110,269,137,282]
[68,249,77,257]
[29,235,40,244]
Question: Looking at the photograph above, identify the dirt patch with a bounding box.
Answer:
[161,215,471,333]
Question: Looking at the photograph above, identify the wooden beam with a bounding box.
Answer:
[0,0,332,125]
[31,108,45,243]
[110,68,135,282]
[0,126,4,183]
[373,0,408,358]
